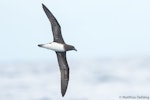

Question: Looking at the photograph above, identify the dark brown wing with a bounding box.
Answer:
[56,52,69,97]
[42,4,65,43]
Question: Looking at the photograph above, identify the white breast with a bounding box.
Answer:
[42,42,65,52]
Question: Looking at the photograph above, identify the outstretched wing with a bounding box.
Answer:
[56,52,69,97]
[42,4,65,43]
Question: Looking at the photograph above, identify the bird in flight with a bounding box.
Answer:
[38,4,77,97]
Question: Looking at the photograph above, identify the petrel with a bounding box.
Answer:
[38,4,77,97]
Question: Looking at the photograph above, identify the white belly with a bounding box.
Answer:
[42,42,65,52]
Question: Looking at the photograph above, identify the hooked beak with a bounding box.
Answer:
[74,48,77,51]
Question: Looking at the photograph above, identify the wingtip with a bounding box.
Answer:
[42,3,47,9]
[61,85,67,97]
[61,77,68,97]
[61,93,65,97]
[61,90,66,97]
[42,3,49,12]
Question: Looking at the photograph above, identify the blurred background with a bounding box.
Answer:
[0,0,150,100]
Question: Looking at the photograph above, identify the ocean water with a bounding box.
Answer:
[0,57,150,100]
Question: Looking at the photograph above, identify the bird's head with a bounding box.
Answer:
[72,46,77,51]
[65,45,77,51]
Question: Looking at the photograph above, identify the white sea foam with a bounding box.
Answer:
[0,57,150,100]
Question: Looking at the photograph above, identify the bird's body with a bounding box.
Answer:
[38,42,65,52]
[38,4,76,97]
